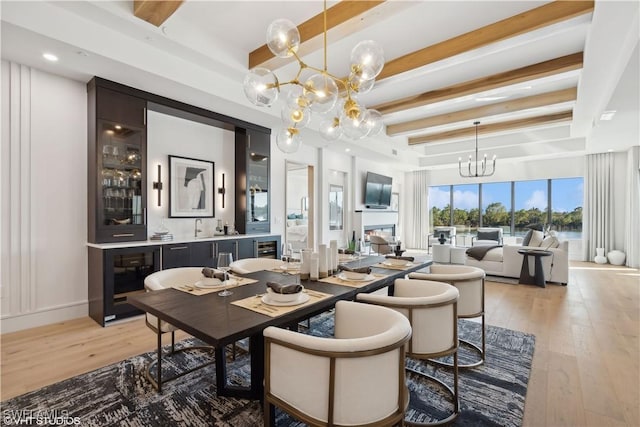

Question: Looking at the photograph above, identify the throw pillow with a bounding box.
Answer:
[477,230,500,241]
[528,230,544,247]
[287,213,297,220]
[286,219,296,227]
[435,229,450,238]
[522,229,533,246]
[541,236,560,249]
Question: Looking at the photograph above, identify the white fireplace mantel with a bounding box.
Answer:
[353,210,399,240]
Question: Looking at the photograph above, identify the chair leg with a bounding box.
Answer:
[430,316,485,369]
[263,400,275,427]
[405,358,460,426]
[156,329,163,393]
[171,331,175,353]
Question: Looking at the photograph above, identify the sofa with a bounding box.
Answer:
[465,239,569,285]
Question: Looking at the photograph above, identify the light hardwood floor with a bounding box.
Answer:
[1,261,638,426]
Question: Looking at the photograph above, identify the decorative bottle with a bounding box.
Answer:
[348,231,356,251]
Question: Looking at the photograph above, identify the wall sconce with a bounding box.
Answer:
[218,173,226,208]
[152,164,162,206]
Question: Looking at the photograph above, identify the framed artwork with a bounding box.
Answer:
[168,155,214,218]
[391,192,399,211]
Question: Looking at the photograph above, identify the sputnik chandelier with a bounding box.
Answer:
[243,1,385,153]
[459,121,497,178]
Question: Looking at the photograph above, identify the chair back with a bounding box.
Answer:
[357,279,459,357]
[369,235,393,255]
[409,264,484,317]
[229,258,285,274]
[263,300,411,426]
[472,227,503,246]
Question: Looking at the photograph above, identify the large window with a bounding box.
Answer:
[482,182,512,236]
[551,178,583,239]
[514,180,548,236]
[452,184,479,232]
[429,177,583,239]
[429,186,450,228]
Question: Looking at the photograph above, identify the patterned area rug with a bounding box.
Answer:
[2,315,534,426]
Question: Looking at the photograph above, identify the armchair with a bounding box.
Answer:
[263,300,411,426]
[369,234,394,255]
[471,227,503,246]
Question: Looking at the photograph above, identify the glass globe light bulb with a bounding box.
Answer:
[243,68,279,107]
[349,76,375,94]
[304,73,339,113]
[281,105,311,128]
[340,107,369,140]
[319,117,343,141]
[350,40,384,80]
[276,127,302,153]
[363,109,383,136]
[266,19,300,58]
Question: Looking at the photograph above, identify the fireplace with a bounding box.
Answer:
[363,224,396,241]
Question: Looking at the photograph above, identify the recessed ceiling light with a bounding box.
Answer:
[114,125,122,130]
[475,95,508,102]
[607,149,614,152]
[345,148,351,152]
[42,53,58,62]
[600,110,616,121]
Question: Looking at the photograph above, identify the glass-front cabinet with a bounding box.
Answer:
[88,79,147,243]
[235,128,271,234]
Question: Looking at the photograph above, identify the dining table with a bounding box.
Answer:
[127,255,431,399]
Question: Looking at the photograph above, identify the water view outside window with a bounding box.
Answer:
[452,184,479,233]
[551,178,583,239]
[514,180,548,235]
[429,177,583,239]
[482,182,512,236]
[429,186,450,228]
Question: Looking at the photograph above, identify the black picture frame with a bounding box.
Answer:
[168,155,214,218]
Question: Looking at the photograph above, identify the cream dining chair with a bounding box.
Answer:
[357,278,461,425]
[263,300,412,427]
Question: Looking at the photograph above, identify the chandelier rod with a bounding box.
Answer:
[323,0,328,72]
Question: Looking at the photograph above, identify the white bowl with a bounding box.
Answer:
[385,258,409,266]
[341,271,367,280]
[266,287,303,303]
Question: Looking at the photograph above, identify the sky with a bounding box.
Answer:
[429,178,583,212]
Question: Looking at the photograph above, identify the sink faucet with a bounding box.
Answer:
[194,219,203,238]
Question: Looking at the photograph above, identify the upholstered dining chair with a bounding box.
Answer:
[369,234,394,255]
[357,279,460,425]
[229,257,285,274]
[143,267,216,392]
[263,300,412,427]
[409,264,486,368]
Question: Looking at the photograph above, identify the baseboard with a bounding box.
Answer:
[0,301,88,334]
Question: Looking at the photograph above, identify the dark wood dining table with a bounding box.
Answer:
[127,255,431,399]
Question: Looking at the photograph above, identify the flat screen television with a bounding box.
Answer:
[364,172,392,208]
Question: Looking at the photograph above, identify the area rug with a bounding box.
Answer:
[2,315,535,426]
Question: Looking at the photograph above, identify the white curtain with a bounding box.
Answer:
[583,153,616,261]
[404,170,429,249]
[624,146,640,267]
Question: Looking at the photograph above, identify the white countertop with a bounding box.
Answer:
[87,233,280,250]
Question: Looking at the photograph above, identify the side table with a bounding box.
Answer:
[432,244,451,263]
[450,247,467,265]
[517,249,552,287]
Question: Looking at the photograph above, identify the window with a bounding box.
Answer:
[481,182,512,236]
[452,184,479,233]
[329,185,343,230]
[428,186,450,229]
[551,178,583,239]
[513,180,548,236]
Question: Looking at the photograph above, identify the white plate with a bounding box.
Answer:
[337,273,375,282]
[280,263,301,271]
[194,278,226,288]
[382,261,412,267]
[261,293,310,307]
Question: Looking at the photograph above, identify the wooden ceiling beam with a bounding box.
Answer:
[378,0,594,81]
[133,0,184,27]
[248,1,386,70]
[387,87,577,136]
[374,52,583,115]
[408,111,573,145]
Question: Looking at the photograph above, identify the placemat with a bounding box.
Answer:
[231,289,332,317]
[319,273,388,288]
[373,262,419,271]
[171,276,258,296]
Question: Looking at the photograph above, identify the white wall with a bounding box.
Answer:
[146,110,235,237]
[1,61,88,333]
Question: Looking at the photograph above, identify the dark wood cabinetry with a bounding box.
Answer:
[88,78,148,243]
[88,245,160,326]
[235,129,271,234]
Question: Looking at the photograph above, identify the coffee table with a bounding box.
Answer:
[517,249,553,287]
[128,256,431,399]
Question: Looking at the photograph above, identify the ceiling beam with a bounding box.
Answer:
[374,52,583,115]
[377,0,594,81]
[387,87,577,136]
[133,0,183,27]
[248,1,386,70]
[408,111,573,145]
